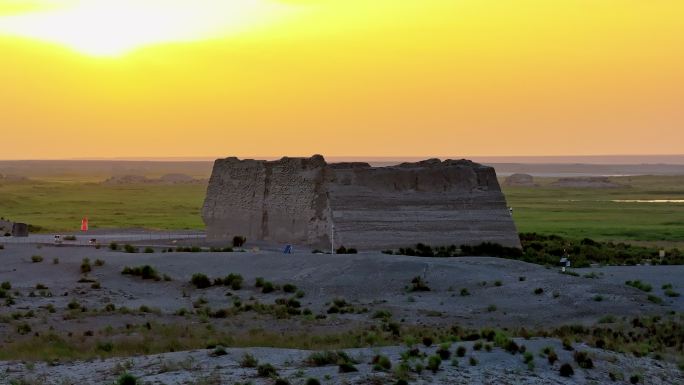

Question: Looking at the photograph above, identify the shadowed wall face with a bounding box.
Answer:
[329,160,520,248]
[202,156,520,249]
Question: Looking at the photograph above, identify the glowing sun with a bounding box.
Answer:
[0,0,294,57]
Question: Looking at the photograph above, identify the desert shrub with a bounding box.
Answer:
[306,351,356,366]
[35,283,47,290]
[647,295,663,305]
[17,322,31,335]
[97,341,114,352]
[427,355,441,373]
[52,257,59,264]
[1,281,11,290]
[122,265,161,281]
[422,336,433,347]
[257,364,278,377]
[31,255,43,263]
[336,246,358,254]
[81,258,91,273]
[559,363,574,377]
[523,351,534,364]
[123,244,138,253]
[473,342,483,351]
[144,247,154,253]
[469,356,478,366]
[305,379,321,385]
[504,339,520,354]
[338,362,358,373]
[460,288,470,296]
[94,259,105,266]
[372,354,392,371]
[593,295,603,302]
[262,281,275,293]
[534,288,544,295]
[232,235,247,247]
[487,304,497,312]
[456,346,466,357]
[240,353,258,368]
[109,242,119,251]
[562,338,574,351]
[664,289,680,297]
[547,350,558,365]
[283,283,297,293]
[274,379,290,385]
[210,346,227,357]
[223,273,243,290]
[436,346,451,360]
[373,310,392,320]
[117,373,137,385]
[409,276,430,292]
[191,273,212,289]
[573,351,593,369]
[64,235,76,241]
[494,280,502,286]
[255,277,265,287]
[625,280,652,292]
[629,374,641,384]
[519,276,526,281]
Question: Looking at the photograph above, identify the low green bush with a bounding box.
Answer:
[117,373,137,385]
[122,265,161,281]
[257,363,277,377]
[409,276,430,292]
[427,355,441,373]
[191,273,211,289]
[559,363,574,377]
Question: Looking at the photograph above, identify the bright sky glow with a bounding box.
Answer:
[0,1,682,159]
[0,0,293,56]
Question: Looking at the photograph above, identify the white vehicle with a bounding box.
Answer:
[54,235,62,245]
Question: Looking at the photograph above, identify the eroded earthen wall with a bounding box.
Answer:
[328,159,520,248]
[202,156,520,249]
[202,155,332,245]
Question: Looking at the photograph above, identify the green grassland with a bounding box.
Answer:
[503,175,684,244]
[0,180,206,232]
[1,175,683,245]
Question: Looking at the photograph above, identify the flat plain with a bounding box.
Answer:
[2,175,684,246]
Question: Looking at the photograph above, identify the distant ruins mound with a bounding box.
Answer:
[503,173,537,187]
[550,177,626,189]
[102,174,204,185]
[0,173,28,183]
[202,155,520,249]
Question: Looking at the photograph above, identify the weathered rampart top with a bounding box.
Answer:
[202,155,520,249]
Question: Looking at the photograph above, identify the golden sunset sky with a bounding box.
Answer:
[1,0,682,159]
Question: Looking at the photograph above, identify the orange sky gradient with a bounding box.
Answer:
[1,0,682,160]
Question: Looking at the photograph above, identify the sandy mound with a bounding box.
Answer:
[503,173,536,187]
[550,177,626,189]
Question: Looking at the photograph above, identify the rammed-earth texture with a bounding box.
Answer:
[202,155,519,249]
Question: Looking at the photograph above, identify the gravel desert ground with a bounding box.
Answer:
[0,240,682,384]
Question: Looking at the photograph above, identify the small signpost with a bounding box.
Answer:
[560,247,570,272]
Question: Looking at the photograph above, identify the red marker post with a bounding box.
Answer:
[81,217,89,232]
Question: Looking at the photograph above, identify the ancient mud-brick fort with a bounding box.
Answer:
[202,155,519,249]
